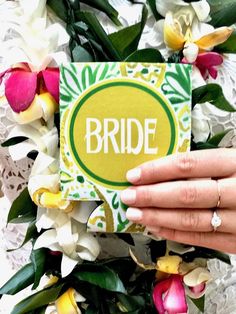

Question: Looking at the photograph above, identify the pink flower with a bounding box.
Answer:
[183,52,223,80]
[0,64,59,113]
[153,275,188,314]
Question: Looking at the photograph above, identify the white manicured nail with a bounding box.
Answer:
[126,168,141,183]
[121,189,136,204]
[126,207,143,221]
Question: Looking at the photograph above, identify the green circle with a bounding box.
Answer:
[69,80,177,187]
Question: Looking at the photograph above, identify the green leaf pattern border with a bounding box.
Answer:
[60,62,192,232]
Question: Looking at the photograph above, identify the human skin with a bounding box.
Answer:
[120,148,236,254]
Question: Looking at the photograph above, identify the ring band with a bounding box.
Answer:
[216,180,221,208]
[211,211,222,232]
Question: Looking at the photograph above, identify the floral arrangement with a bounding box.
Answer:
[0,0,236,313]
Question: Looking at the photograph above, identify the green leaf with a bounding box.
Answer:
[195,142,218,150]
[190,295,205,313]
[47,0,68,22]
[215,31,236,53]
[77,11,121,60]
[1,136,28,147]
[11,284,64,314]
[125,48,164,62]
[208,0,236,27]
[7,220,38,251]
[146,0,163,21]
[0,263,35,295]
[7,188,37,224]
[108,5,148,59]
[80,0,121,26]
[117,294,145,312]
[192,84,236,112]
[30,248,47,289]
[73,265,126,293]
[72,45,94,62]
[207,130,231,146]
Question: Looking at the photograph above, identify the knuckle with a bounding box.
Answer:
[180,211,200,230]
[175,153,197,175]
[138,187,153,205]
[179,184,198,206]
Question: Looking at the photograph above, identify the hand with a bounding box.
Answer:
[120,148,236,254]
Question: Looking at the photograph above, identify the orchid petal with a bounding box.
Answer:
[196,52,224,68]
[12,95,43,124]
[29,174,60,199]
[34,229,58,250]
[186,282,206,299]
[153,277,173,314]
[57,221,76,256]
[164,12,185,50]
[163,275,188,314]
[195,27,233,50]
[5,70,37,112]
[191,0,210,22]
[55,288,82,314]
[70,202,97,224]
[155,0,188,17]
[157,255,182,274]
[42,68,59,103]
[183,267,211,287]
[77,233,100,260]
[61,254,79,278]
[37,92,58,121]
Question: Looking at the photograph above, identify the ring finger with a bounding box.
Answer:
[126,207,236,234]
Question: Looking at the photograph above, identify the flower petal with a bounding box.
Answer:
[195,27,233,50]
[153,277,173,314]
[164,12,185,50]
[163,275,188,314]
[55,288,82,314]
[61,254,79,278]
[42,68,60,103]
[5,70,37,112]
[191,0,210,22]
[183,267,211,287]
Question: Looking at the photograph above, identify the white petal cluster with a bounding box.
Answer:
[0,0,69,71]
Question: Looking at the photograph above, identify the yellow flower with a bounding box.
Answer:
[164,11,232,53]
[55,288,82,314]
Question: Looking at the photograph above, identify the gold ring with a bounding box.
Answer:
[216,180,221,208]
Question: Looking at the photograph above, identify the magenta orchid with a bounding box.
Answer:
[0,63,59,113]
[153,275,188,314]
[183,52,224,80]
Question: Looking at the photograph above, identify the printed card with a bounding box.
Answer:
[60,62,192,232]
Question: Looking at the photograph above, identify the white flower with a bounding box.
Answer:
[192,104,211,143]
[34,203,100,277]
[6,122,58,161]
[0,0,69,71]
[155,0,210,22]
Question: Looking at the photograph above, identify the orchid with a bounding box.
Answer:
[154,0,232,64]
[0,63,59,125]
[0,0,69,72]
[34,204,100,277]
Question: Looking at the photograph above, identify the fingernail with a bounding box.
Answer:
[147,226,161,234]
[126,207,143,221]
[126,168,141,183]
[120,189,136,204]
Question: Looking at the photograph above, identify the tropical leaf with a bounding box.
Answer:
[108,6,148,59]
[72,265,126,293]
[47,0,68,22]
[80,0,121,26]
[1,136,28,147]
[30,248,47,289]
[11,284,64,314]
[0,263,35,295]
[208,0,236,27]
[7,188,37,224]
[190,295,205,313]
[192,84,236,112]
[147,0,163,20]
[125,48,164,62]
[207,130,232,146]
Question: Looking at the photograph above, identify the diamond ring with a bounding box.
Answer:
[211,211,222,232]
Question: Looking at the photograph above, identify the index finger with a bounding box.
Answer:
[126,148,236,184]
